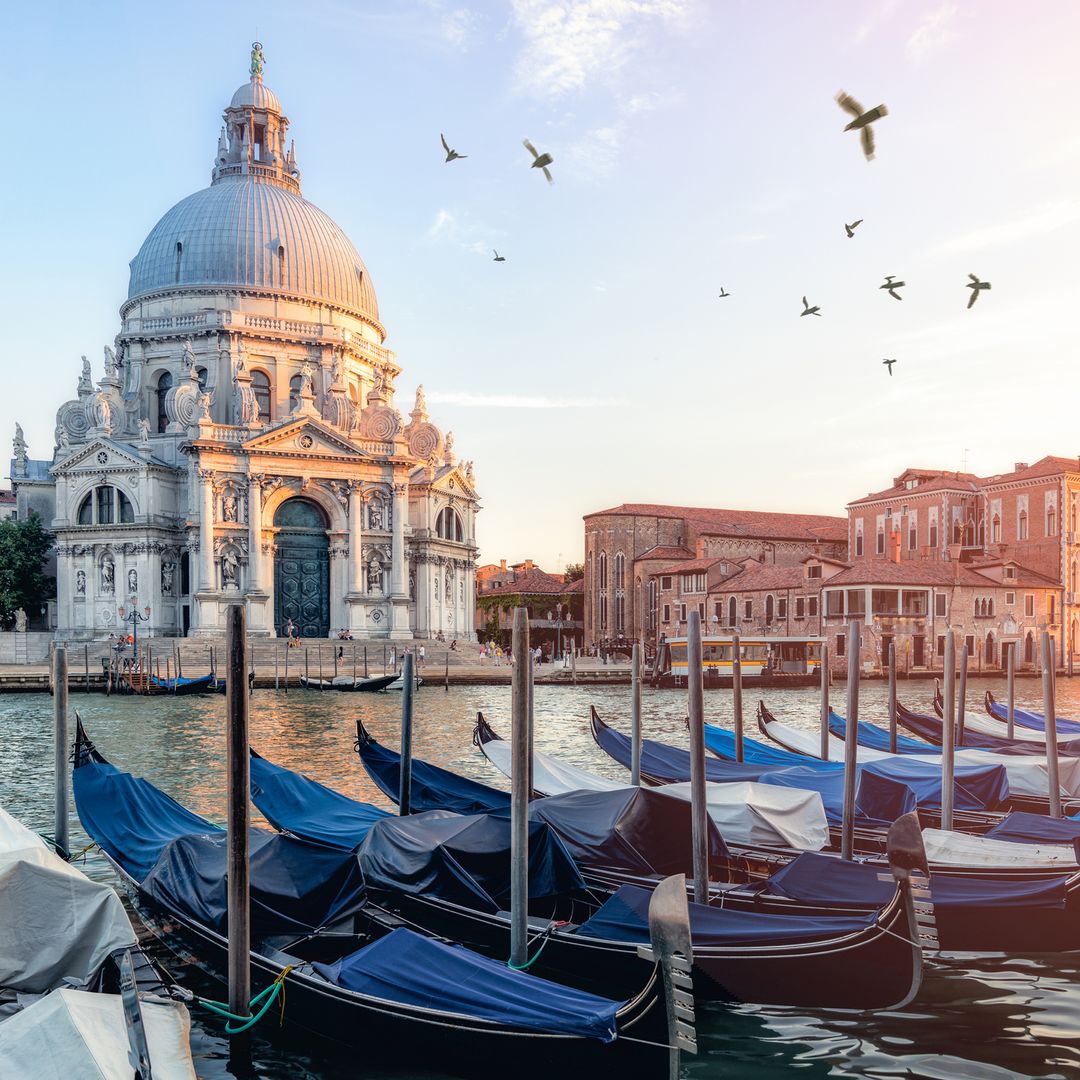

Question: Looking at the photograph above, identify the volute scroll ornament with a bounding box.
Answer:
[407,421,442,461]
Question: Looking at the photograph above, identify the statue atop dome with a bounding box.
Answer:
[250,41,265,79]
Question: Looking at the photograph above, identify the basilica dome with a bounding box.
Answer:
[126,59,379,326]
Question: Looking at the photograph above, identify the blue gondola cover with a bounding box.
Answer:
[313,928,624,1042]
[357,810,589,911]
[986,811,1080,845]
[575,883,878,946]
[827,713,934,754]
[985,698,1080,734]
[250,750,391,850]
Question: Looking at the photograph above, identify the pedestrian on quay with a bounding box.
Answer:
[418,644,426,668]
[479,643,487,664]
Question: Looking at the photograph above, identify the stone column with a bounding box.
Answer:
[391,480,407,596]
[197,468,216,591]
[248,475,263,592]
[348,480,364,594]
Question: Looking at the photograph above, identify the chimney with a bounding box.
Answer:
[1014,463,1028,471]
[524,559,534,571]
[500,559,506,572]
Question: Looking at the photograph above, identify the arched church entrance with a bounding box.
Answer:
[273,498,329,638]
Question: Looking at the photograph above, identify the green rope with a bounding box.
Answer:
[38,833,71,859]
[196,964,293,1033]
[506,930,552,971]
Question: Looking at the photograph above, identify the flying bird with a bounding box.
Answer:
[836,91,888,161]
[440,134,467,162]
[883,358,897,376]
[801,296,821,317]
[718,287,730,298]
[845,219,863,238]
[493,250,506,262]
[880,275,906,301]
[966,273,991,309]
[523,138,554,184]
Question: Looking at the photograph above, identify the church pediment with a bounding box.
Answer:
[52,437,163,475]
[418,462,478,500]
[242,418,368,458]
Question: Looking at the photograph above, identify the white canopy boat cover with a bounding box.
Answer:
[477,736,830,850]
[0,805,136,994]
[760,715,1080,800]
[0,988,197,1080]
[957,710,1078,744]
[921,828,1079,868]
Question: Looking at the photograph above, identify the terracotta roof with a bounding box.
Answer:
[637,545,694,561]
[586,503,846,542]
[707,563,809,594]
[982,455,1080,486]
[655,556,725,576]
[565,578,585,594]
[848,471,981,508]
[481,568,575,596]
[0,491,15,504]
[819,559,1058,589]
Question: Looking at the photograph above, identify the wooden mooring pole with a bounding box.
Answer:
[399,651,416,816]
[84,644,90,695]
[687,611,709,904]
[630,642,643,786]
[52,646,69,858]
[1006,643,1016,739]
[941,631,956,832]
[732,631,744,763]
[840,621,860,860]
[1041,631,1062,819]
[510,608,531,968]
[887,641,897,754]
[957,643,969,746]
[819,642,830,761]
[224,605,251,1061]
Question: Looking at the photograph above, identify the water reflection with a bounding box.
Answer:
[2,678,1079,1078]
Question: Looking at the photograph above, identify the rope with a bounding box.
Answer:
[507,925,555,971]
[195,964,295,1033]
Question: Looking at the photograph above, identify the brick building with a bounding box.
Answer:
[475,561,583,653]
[583,504,847,648]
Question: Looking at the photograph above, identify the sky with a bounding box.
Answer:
[3,1,1080,572]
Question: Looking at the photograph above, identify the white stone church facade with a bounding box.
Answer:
[11,46,479,641]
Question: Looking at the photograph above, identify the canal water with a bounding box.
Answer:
[2,677,1079,1078]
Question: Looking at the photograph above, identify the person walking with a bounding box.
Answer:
[418,644,426,668]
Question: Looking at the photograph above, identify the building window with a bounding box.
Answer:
[1005,591,1015,605]
[649,581,658,633]
[909,525,917,550]
[77,494,93,525]
[872,589,899,615]
[743,599,752,619]
[777,597,787,619]
[613,553,626,634]
[683,572,705,593]
[855,532,864,556]
[174,241,183,283]
[1025,594,1035,617]
[1048,506,1057,537]
[156,371,173,433]
[808,597,818,617]
[714,601,722,620]
[901,590,928,616]
[662,603,670,623]
[661,576,672,590]
[1018,510,1028,540]
[826,591,844,616]
[964,634,975,658]
[936,635,946,657]
[1048,595,1056,623]
[836,633,845,657]
[876,529,885,555]
[795,596,805,619]
[598,553,608,631]
[96,486,114,525]
[935,593,947,617]
[680,603,687,621]
[1004,565,1015,581]
[991,515,1001,543]
[765,595,774,625]
[847,589,867,615]
[435,507,463,541]
[252,370,272,423]
[77,486,133,526]
[807,564,822,579]
[289,374,303,411]
[195,366,208,392]
[728,596,737,627]
[929,523,938,549]
[1025,632,1035,663]
[698,602,705,620]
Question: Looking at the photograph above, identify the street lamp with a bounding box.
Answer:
[118,599,151,661]
[555,602,564,661]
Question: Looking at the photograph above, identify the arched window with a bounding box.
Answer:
[985,632,995,666]
[991,514,1001,543]
[598,553,608,631]
[1018,510,1028,540]
[196,367,208,392]
[251,370,272,423]
[1047,506,1057,537]
[77,493,93,525]
[289,374,302,411]
[765,594,774,625]
[728,596,737,628]
[613,553,626,634]
[156,371,173,433]
[1024,632,1034,664]
[436,507,463,541]
[96,486,114,525]
[77,486,134,526]
[277,245,285,286]
[118,490,134,523]
[174,241,183,283]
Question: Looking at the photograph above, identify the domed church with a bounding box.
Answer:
[12,45,479,641]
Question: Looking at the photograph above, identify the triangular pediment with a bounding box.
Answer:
[242,417,368,458]
[52,437,163,475]
[417,461,479,500]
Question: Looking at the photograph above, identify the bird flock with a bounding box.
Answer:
[441,91,992,378]
[716,91,993,378]
[438,132,555,264]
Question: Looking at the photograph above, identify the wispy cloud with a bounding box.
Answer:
[428,391,627,408]
[510,0,689,100]
[420,0,481,49]
[565,125,621,179]
[907,4,958,62]
[853,0,901,44]
[426,208,493,254]
[926,200,1080,258]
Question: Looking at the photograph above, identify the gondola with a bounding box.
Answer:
[756,702,1080,815]
[348,725,1080,953]
[147,673,216,695]
[928,687,1080,752]
[298,673,399,692]
[828,712,939,754]
[0,802,197,1076]
[70,718,675,1078]
[984,690,1080,735]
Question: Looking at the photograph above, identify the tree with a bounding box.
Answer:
[564,562,584,584]
[0,513,54,630]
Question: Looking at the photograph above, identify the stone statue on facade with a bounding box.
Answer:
[369,503,382,530]
[222,550,239,588]
[137,418,151,446]
[444,431,455,462]
[414,384,426,414]
[250,41,265,78]
[127,568,138,595]
[161,562,175,596]
[78,355,93,394]
[196,392,213,422]
[76,569,86,595]
[181,339,197,370]
[367,558,383,593]
[13,609,27,633]
[103,345,118,378]
[465,460,475,484]
[331,354,344,386]
[299,362,314,397]
[101,558,115,594]
[12,423,27,473]
[222,494,238,522]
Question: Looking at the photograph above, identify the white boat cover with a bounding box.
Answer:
[658,781,830,850]
[922,828,1079,868]
[0,806,136,994]
[0,988,197,1080]
[763,717,1080,799]
[477,738,830,850]
[960,710,1077,744]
